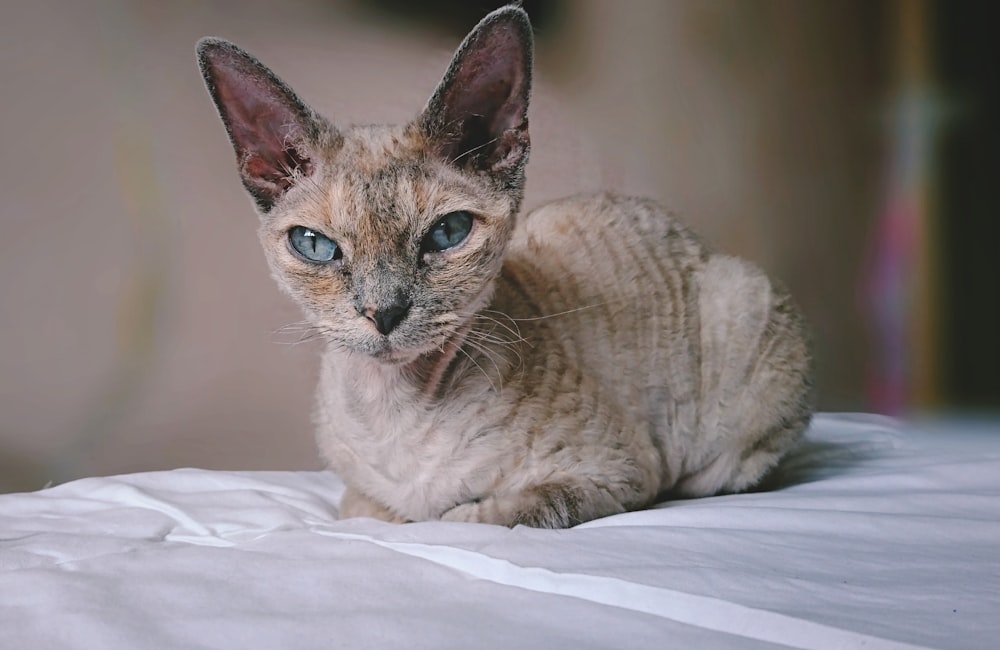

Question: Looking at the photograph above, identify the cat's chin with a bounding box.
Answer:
[365,334,466,371]
[369,347,422,365]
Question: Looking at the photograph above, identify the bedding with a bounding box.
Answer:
[2,413,998,649]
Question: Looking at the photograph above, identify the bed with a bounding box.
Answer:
[2,413,998,649]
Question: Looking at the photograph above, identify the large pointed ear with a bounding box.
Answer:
[197,38,317,211]
[418,6,532,183]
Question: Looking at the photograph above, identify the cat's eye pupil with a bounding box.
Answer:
[424,211,473,254]
[289,226,340,263]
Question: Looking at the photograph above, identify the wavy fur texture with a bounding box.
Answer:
[197,6,814,528]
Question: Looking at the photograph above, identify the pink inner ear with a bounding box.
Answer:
[427,18,532,173]
[215,74,305,176]
[200,40,314,206]
[446,30,529,133]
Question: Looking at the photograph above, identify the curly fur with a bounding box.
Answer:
[196,6,814,528]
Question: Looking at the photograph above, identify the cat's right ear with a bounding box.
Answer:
[197,38,317,211]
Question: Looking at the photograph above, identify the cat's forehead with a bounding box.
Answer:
[317,125,431,220]
[333,124,422,171]
[275,123,510,236]
[315,125,494,218]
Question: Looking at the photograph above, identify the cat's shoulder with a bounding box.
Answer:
[526,191,660,217]
[519,191,701,246]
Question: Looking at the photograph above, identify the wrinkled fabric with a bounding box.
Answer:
[2,414,998,649]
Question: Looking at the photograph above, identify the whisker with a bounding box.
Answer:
[433,314,522,391]
[270,320,330,346]
[487,303,607,322]
[451,308,523,342]
[471,312,524,342]
[455,344,499,394]
[271,320,315,334]
[449,136,499,165]
[466,328,527,358]
[467,331,523,372]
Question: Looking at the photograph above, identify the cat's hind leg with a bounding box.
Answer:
[672,411,810,497]
[673,255,813,498]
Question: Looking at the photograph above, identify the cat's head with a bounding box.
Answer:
[197,7,532,363]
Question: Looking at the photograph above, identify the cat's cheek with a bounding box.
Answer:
[272,265,352,324]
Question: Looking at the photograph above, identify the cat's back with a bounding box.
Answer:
[497,192,810,476]
[497,193,707,425]
[514,192,705,259]
[503,192,708,329]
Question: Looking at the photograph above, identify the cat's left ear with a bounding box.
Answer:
[418,6,533,182]
[197,38,317,211]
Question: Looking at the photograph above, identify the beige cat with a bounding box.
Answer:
[196,6,813,528]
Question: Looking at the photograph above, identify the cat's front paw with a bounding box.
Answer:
[439,483,592,529]
[438,501,483,524]
[339,487,407,523]
[439,498,513,525]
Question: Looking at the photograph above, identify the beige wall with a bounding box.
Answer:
[0,0,884,492]
[557,0,883,409]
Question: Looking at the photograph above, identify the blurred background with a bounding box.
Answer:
[1,0,996,493]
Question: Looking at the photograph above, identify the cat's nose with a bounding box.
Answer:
[362,301,411,336]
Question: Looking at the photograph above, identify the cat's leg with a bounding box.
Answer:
[440,478,632,528]
[436,356,665,528]
[339,486,407,523]
[672,412,810,496]
[673,255,813,498]
[440,440,662,529]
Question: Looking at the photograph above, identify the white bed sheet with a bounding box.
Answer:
[2,413,999,649]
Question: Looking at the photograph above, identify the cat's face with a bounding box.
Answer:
[259,124,517,362]
[197,8,532,362]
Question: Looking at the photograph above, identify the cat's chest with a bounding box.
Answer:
[315,357,508,519]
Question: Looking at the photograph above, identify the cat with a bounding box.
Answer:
[196,5,813,528]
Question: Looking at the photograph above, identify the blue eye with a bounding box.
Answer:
[288,226,340,263]
[422,211,473,253]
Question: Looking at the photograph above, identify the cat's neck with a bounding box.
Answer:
[408,319,475,400]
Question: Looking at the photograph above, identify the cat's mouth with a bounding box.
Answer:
[365,323,470,367]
